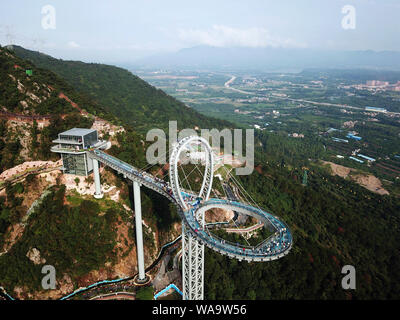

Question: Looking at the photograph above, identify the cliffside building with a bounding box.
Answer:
[51,128,104,176]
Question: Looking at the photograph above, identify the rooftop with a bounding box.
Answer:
[59,128,96,136]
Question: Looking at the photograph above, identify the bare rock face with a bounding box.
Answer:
[343,120,358,129]
[59,274,74,295]
[352,174,390,196]
[26,247,46,265]
[205,207,234,223]
[322,161,389,195]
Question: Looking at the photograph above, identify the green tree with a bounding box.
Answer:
[136,286,154,300]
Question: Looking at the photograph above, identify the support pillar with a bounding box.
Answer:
[133,180,147,282]
[182,223,204,300]
[92,158,103,199]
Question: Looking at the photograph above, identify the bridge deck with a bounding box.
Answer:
[87,149,292,262]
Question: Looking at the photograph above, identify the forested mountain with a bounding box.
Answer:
[1,45,399,300]
[10,45,232,133]
[0,46,179,298]
[205,164,400,299]
[0,45,107,170]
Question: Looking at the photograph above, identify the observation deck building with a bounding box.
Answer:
[51,128,99,176]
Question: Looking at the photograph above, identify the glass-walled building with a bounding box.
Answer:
[51,128,99,176]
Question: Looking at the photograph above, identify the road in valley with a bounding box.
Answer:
[224,75,252,95]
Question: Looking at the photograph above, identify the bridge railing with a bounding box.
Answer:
[88,150,177,202]
[202,228,256,250]
[204,199,282,231]
[182,210,281,255]
[193,199,292,254]
[88,149,292,259]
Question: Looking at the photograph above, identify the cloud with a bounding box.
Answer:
[67,41,80,48]
[177,25,307,48]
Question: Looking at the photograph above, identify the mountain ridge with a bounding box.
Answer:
[130,45,400,72]
[10,45,234,133]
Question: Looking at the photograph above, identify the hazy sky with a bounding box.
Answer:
[1,0,399,63]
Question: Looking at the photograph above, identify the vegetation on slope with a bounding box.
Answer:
[0,45,111,171]
[11,45,233,133]
[205,165,400,300]
[0,45,111,118]
[0,185,120,295]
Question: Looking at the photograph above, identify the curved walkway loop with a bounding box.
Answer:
[89,140,293,264]
[1,136,293,301]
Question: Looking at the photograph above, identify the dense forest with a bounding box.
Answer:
[0,45,113,171]
[11,45,233,133]
[205,163,400,299]
[0,184,122,293]
[0,46,112,119]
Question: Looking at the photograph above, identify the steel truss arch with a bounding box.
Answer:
[169,136,214,212]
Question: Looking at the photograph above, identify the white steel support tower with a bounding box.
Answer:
[182,224,205,300]
[91,156,146,283]
[169,136,214,300]
[133,181,146,282]
[92,158,104,199]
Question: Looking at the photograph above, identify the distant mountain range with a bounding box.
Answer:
[130,46,400,72]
